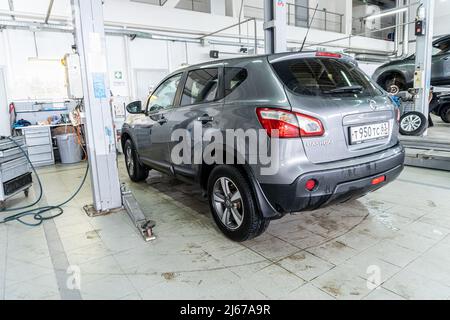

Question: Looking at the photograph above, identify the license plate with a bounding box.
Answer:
[350,122,390,145]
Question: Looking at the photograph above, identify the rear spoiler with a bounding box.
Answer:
[268,51,356,65]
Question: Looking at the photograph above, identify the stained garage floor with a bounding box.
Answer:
[1,159,450,300]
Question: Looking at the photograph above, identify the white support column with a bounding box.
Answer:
[414,0,435,136]
[264,0,287,54]
[123,31,136,100]
[71,0,122,211]
[344,0,353,35]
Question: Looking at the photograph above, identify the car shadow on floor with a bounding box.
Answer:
[142,169,374,250]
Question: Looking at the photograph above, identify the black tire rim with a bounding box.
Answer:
[212,177,244,230]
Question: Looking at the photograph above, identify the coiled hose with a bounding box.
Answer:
[0,136,89,226]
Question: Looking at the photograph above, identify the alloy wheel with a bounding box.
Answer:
[126,145,134,175]
[212,177,244,230]
[400,114,422,132]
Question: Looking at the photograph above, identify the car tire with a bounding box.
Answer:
[440,104,450,123]
[207,165,269,242]
[124,139,149,182]
[399,111,428,136]
[385,76,405,94]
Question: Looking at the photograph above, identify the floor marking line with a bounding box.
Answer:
[36,182,83,300]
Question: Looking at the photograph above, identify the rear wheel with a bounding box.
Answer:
[124,139,149,182]
[385,75,405,94]
[400,111,428,136]
[207,165,269,242]
[440,104,450,123]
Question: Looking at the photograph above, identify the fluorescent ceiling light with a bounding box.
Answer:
[365,7,407,20]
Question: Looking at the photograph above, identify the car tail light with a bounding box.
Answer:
[256,108,324,138]
[371,175,386,185]
[316,51,342,58]
[305,179,318,191]
[296,113,325,137]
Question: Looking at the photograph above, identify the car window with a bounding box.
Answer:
[433,44,450,56]
[181,68,219,106]
[147,73,182,113]
[224,67,248,96]
[271,58,382,98]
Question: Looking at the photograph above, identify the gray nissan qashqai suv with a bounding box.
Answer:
[121,51,405,242]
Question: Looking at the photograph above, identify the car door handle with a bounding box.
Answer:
[197,115,214,124]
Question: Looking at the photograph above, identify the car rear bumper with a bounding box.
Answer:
[260,144,405,214]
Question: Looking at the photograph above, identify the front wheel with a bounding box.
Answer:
[440,105,450,123]
[207,165,269,242]
[400,111,428,136]
[124,139,149,182]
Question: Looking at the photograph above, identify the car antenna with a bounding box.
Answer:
[299,4,319,52]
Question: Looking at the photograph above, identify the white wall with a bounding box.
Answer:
[1,30,73,100]
[434,0,450,36]
[0,27,248,101]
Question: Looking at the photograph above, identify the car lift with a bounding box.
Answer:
[71,0,156,241]
[396,0,450,171]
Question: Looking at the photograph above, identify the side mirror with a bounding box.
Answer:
[126,101,144,114]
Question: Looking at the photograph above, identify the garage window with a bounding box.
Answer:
[181,68,219,106]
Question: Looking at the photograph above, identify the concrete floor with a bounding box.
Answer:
[1,159,450,300]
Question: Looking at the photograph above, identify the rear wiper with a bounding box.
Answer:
[323,85,363,94]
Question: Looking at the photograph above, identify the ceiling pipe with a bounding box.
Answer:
[0,18,261,49]
[0,8,412,57]
[0,18,395,54]
[354,0,410,63]
[44,0,55,24]
[7,0,15,21]
[0,9,260,42]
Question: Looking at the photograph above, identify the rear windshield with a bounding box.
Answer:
[271,58,383,98]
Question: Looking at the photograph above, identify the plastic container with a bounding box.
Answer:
[56,133,82,164]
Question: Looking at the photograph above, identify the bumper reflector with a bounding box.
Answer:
[305,179,318,191]
[371,175,386,185]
